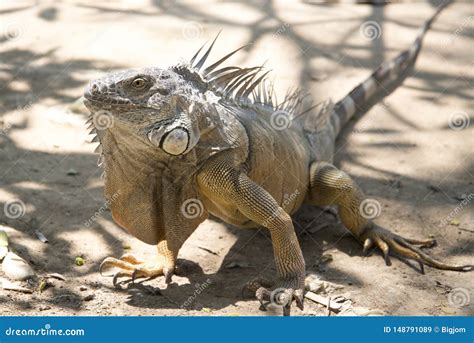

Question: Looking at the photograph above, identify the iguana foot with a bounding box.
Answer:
[245,277,304,316]
[99,253,168,288]
[360,224,473,273]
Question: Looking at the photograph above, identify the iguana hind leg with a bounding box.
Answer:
[100,240,177,287]
[308,162,473,272]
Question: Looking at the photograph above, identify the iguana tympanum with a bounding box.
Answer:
[83,1,471,315]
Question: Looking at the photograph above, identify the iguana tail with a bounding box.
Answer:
[331,0,452,136]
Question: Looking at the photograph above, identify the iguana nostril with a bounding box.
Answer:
[88,83,100,96]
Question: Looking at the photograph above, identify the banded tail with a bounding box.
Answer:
[330,0,452,136]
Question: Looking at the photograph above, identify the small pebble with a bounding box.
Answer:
[2,252,35,281]
[79,286,88,291]
[66,168,79,176]
[83,294,95,301]
[75,256,85,266]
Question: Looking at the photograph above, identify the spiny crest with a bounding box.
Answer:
[186,33,316,117]
[85,115,105,168]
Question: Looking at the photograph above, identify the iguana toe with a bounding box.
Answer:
[99,254,165,288]
[361,225,473,273]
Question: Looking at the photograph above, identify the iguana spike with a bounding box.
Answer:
[194,31,221,70]
[190,41,208,66]
[253,82,262,103]
[266,79,276,106]
[210,68,245,87]
[89,128,97,136]
[97,154,103,164]
[235,72,260,100]
[94,144,102,154]
[91,135,100,143]
[223,68,262,93]
[261,80,268,104]
[207,66,241,80]
[203,45,249,75]
[213,67,260,87]
[225,70,260,97]
[242,70,271,99]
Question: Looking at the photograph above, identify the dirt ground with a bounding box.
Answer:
[0,0,472,316]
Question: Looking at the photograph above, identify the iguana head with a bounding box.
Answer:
[83,67,209,156]
[83,34,302,158]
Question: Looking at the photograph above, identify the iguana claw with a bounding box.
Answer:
[246,277,304,316]
[99,253,166,288]
[360,225,473,273]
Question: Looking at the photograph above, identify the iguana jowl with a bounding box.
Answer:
[83,1,472,315]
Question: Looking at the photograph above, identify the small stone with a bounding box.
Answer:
[38,279,48,292]
[39,305,51,311]
[2,252,35,281]
[83,294,95,301]
[66,168,79,176]
[75,256,85,266]
[224,261,250,269]
[454,194,467,201]
[79,286,88,291]
[427,184,441,193]
[35,230,49,243]
[450,219,460,226]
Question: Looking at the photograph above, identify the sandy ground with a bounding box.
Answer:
[0,0,472,316]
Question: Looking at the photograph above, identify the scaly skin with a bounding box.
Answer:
[85,0,471,315]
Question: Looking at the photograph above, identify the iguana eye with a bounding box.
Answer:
[131,78,147,89]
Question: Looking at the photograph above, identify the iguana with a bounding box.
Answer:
[83,0,472,315]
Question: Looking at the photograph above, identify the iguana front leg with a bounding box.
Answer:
[197,154,306,315]
[308,162,473,272]
[100,178,208,287]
